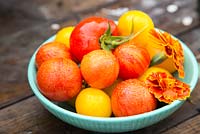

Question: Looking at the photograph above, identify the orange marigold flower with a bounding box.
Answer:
[145,72,190,104]
[149,29,185,78]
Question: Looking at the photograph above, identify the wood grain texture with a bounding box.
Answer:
[0,18,78,109]
[0,97,88,134]
[162,114,200,134]
[134,101,199,134]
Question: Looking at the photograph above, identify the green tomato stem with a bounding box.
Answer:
[99,23,148,51]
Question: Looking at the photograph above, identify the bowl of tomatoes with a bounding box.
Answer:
[28,10,199,133]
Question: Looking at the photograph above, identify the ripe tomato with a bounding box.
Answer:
[117,10,154,47]
[70,16,118,62]
[75,88,112,117]
[55,26,74,48]
[37,58,82,101]
[111,79,157,117]
[155,58,176,73]
[35,42,72,68]
[80,50,119,89]
[113,42,150,79]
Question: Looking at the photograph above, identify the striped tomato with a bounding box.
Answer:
[113,42,150,79]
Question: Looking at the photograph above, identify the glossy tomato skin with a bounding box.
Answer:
[113,43,150,80]
[37,58,82,102]
[111,79,157,117]
[80,50,119,89]
[70,16,118,62]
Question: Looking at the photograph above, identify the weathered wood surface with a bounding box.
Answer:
[0,0,200,133]
[163,114,200,134]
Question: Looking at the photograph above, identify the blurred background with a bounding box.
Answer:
[0,0,200,133]
[0,0,199,37]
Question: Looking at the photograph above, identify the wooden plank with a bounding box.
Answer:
[177,27,200,60]
[187,79,200,110]
[162,114,200,134]
[134,100,199,134]
[0,97,88,134]
[0,18,78,109]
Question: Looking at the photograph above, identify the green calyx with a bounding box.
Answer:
[99,21,148,51]
[150,52,168,66]
[99,23,134,51]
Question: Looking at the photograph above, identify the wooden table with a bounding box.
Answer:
[0,0,200,133]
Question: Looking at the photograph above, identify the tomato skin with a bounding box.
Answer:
[35,42,72,68]
[37,58,82,102]
[75,88,112,117]
[80,50,119,89]
[111,79,157,117]
[113,43,150,80]
[70,16,118,62]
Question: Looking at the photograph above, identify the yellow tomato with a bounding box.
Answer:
[55,26,74,48]
[75,88,112,117]
[155,58,177,73]
[117,10,154,47]
[139,67,172,81]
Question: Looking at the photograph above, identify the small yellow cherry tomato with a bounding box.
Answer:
[155,58,177,73]
[117,10,154,47]
[55,26,74,48]
[75,88,112,117]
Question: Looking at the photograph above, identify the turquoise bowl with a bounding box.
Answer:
[28,35,199,133]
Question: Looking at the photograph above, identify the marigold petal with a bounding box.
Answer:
[149,29,185,78]
[146,72,190,104]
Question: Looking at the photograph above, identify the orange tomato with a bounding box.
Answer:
[37,58,82,101]
[111,79,157,117]
[80,50,119,89]
[35,42,72,68]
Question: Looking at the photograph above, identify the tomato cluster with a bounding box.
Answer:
[35,10,189,117]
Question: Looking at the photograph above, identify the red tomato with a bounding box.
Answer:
[70,16,118,62]
[113,42,150,79]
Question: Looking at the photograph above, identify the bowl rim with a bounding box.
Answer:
[27,34,199,123]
